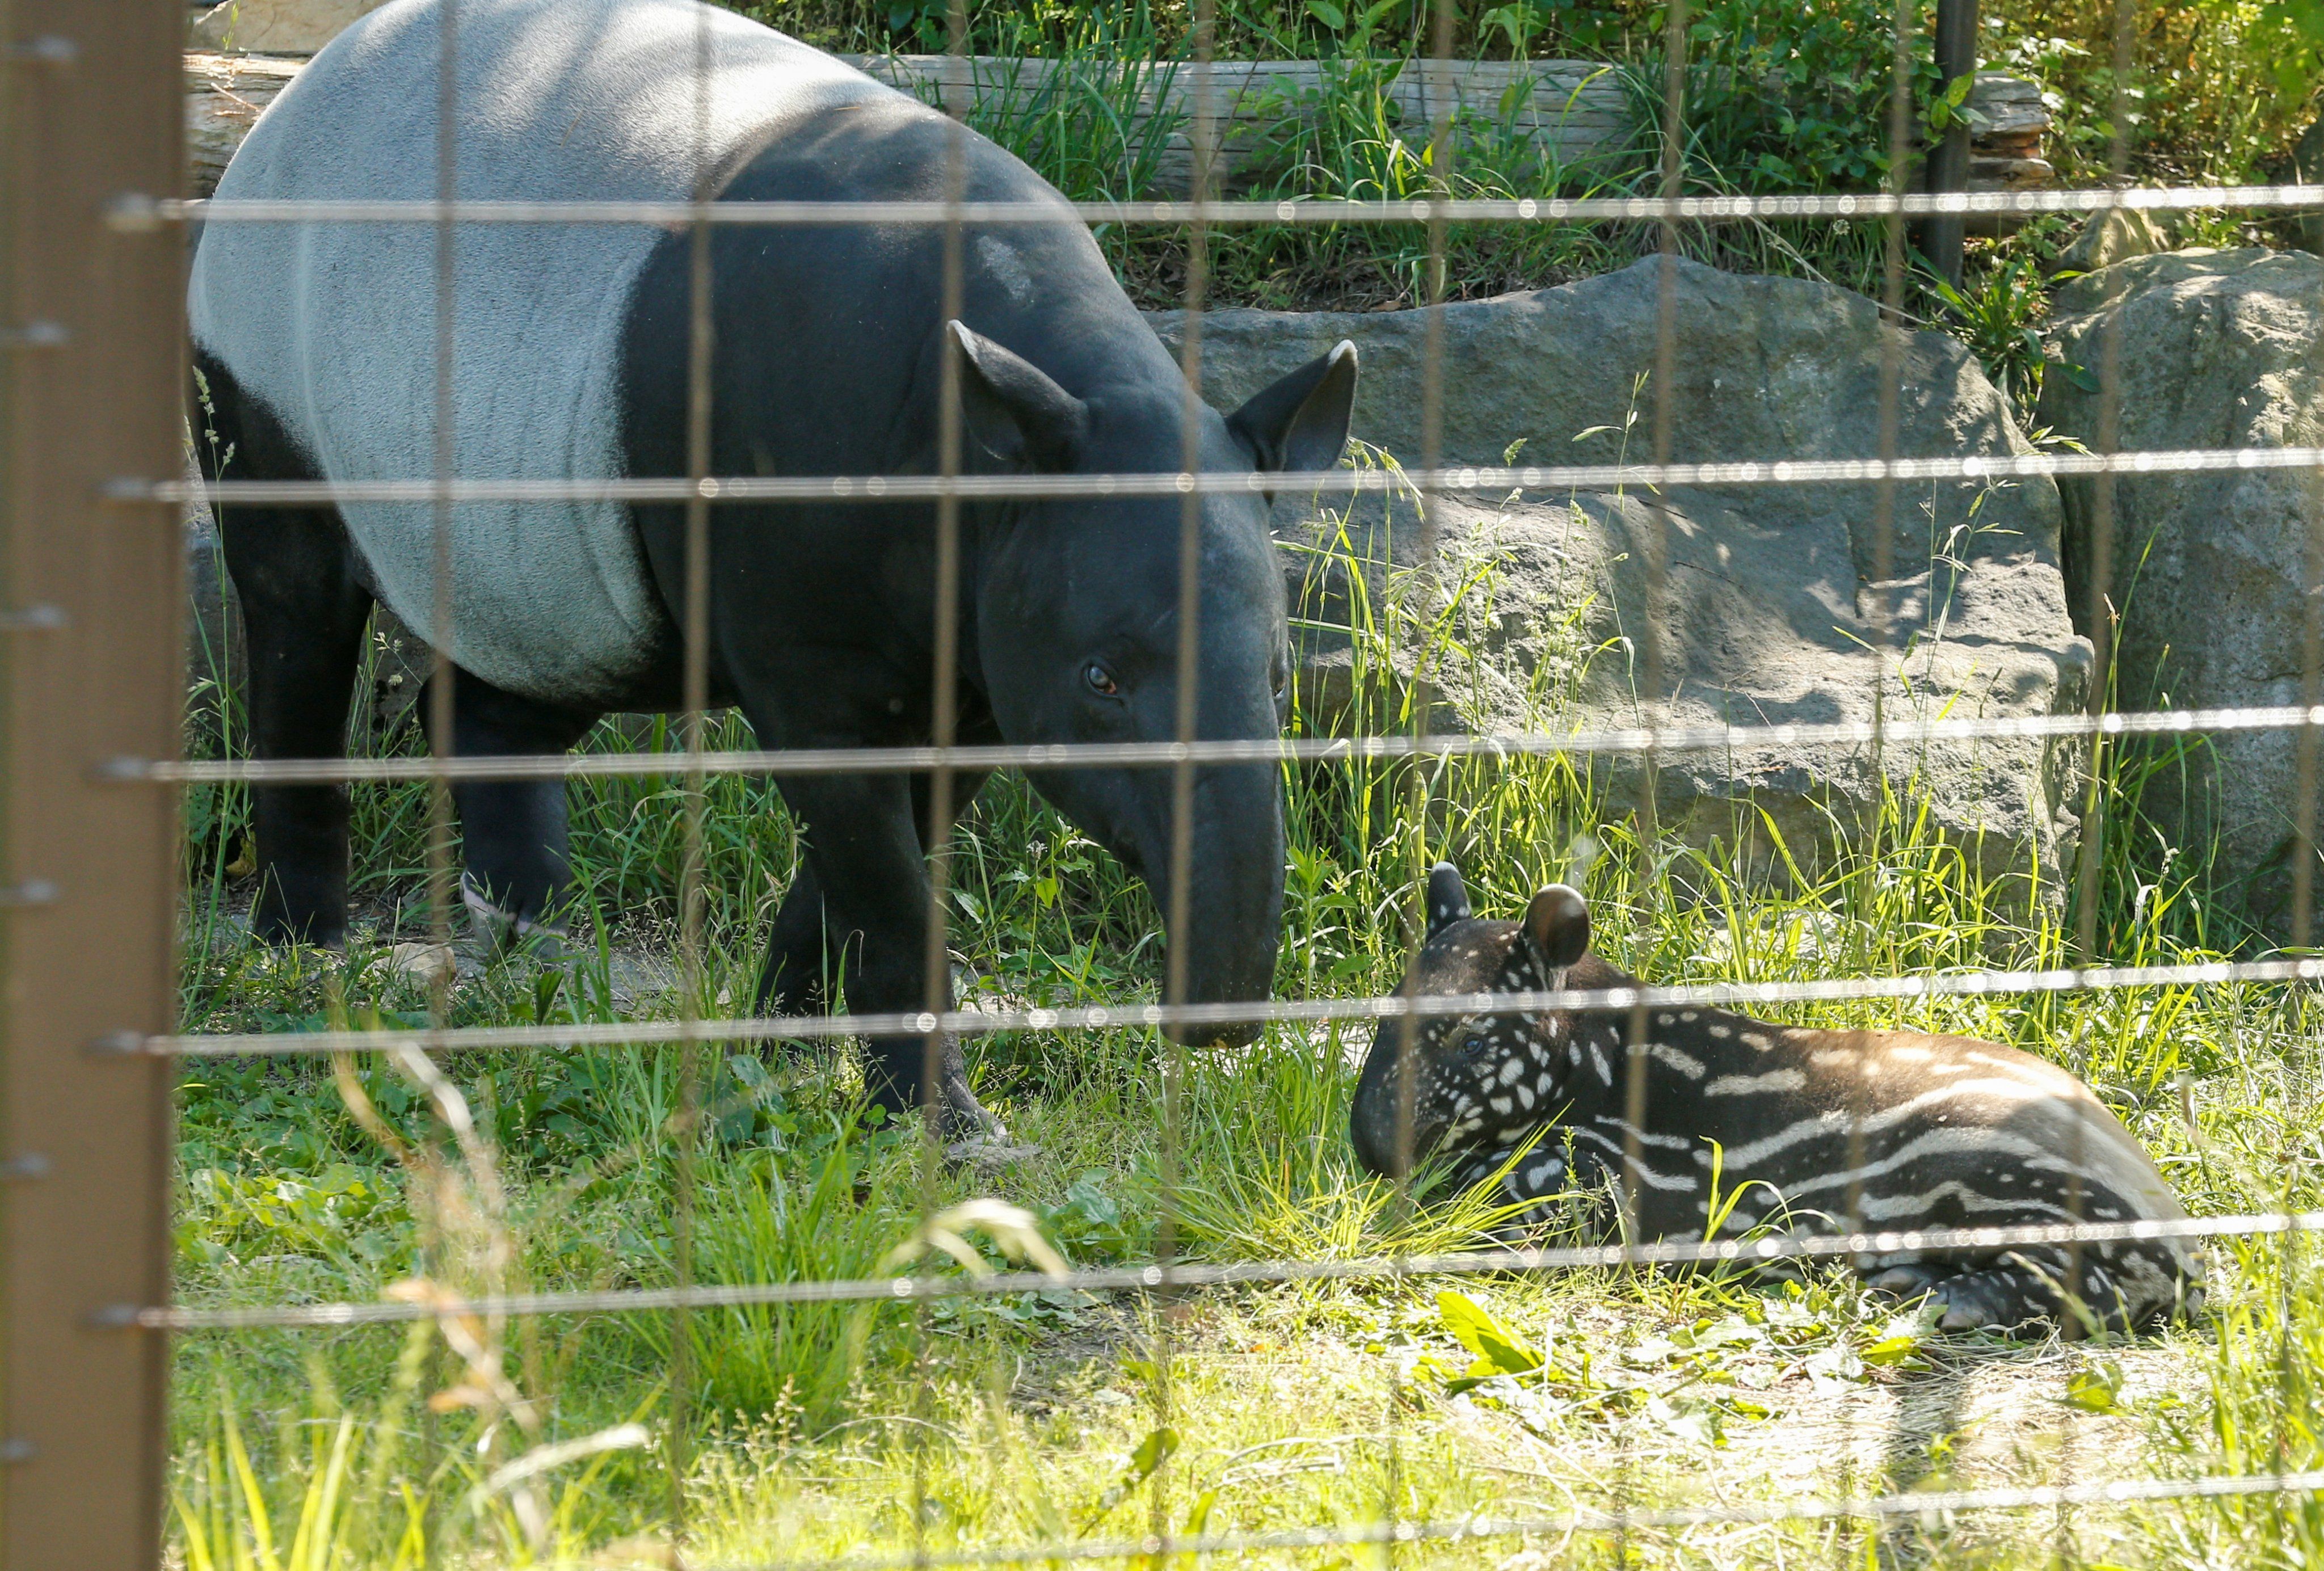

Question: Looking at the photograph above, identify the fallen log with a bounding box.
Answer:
[183,51,2049,207]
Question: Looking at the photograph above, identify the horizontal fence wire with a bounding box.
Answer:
[111,443,2324,508]
[683,1469,2324,1571]
[99,702,2324,786]
[107,955,2324,1058]
[113,953,2324,1059]
[110,181,2324,230]
[112,1208,2324,1330]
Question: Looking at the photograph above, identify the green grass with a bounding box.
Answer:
[167,472,2324,1569]
[164,2,2324,1559]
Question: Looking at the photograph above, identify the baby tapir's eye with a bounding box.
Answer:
[1461,1033,1491,1058]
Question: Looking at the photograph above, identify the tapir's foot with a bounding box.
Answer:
[1929,1261,2057,1333]
[1866,1262,1948,1301]
[460,871,565,962]
[946,1129,1042,1173]
[251,913,347,951]
[930,1079,1041,1170]
[250,875,349,951]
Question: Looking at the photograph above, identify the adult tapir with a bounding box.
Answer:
[188,0,1358,1141]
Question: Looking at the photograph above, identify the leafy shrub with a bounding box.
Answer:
[1652,0,1941,192]
[1982,0,2323,189]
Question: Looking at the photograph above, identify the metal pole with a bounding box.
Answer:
[1923,0,1980,285]
[0,0,181,1565]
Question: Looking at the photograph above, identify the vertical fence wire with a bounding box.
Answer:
[1837,0,1920,1559]
[910,8,976,1559]
[1376,0,1464,1554]
[2294,210,2324,958]
[425,5,462,1520]
[1153,3,1222,1551]
[2274,37,2324,1564]
[665,0,720,1541]
[2069,0,2136,967]
[2056,15,2145,1561]
[426,3,459,1042]
[1608,2,1691,1554]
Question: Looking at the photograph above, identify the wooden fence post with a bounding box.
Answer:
[0,2,183,1568]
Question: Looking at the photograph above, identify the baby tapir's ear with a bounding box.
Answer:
[1424,861,1471,940]
[1523,885,1590,970]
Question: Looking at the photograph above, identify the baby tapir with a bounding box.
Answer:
[1349,864,2204,1333]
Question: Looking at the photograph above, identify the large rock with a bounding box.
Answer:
[2053,208,2173,276]
[2039,247,2324,938]
[1155,256,2093,895]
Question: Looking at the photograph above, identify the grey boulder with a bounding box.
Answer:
[1155,256,2092,894]
[2039,247,2324,939]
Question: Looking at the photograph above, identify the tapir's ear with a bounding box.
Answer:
[1423,861,1470,941]
[947,320,1089,473]
[1523,885,1590,970]
[1226,340,1357,475]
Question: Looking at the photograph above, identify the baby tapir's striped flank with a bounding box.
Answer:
[1349,864,2203,1333]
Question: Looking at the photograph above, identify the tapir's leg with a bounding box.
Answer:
[756,768,990,1017]
[762,770,992,1138]
[756,858,839,1016]
[1866,1261,1950,1301]
[212,364,375,945]
[1912,1247,2148,1334]
[227,512,373,944]
[433,667,597,940]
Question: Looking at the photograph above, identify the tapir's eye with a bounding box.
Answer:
[1084,662,1121,698]
[1461,1034,1491,1059]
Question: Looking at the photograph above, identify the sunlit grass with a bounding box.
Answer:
[170,491,2324,1568]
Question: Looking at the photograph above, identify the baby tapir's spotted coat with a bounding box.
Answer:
[1349,865,2204,1333]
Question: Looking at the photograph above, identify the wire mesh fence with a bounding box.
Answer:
[6,0,2324,1564]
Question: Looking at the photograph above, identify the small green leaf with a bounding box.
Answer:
[1689,1314,1761,1351]
[1436,1290,1541,1378]
[1648,1395,1726,1447]
[1803,1343,1866,1392]
[1080,1426,1182,1531]
[1129,1425,1180,1477]
[1304,0,1346,28]
[2064,1359,2124,1413]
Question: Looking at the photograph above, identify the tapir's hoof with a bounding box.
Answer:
[945,1131,1041,1174]
[1929,1266,2047,1332]
[1867,1263,1946,1300]
[460,872,566,962]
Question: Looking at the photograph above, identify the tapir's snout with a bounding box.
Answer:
[1157,760,1285,1048]
[1349,1022,1449,1179]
